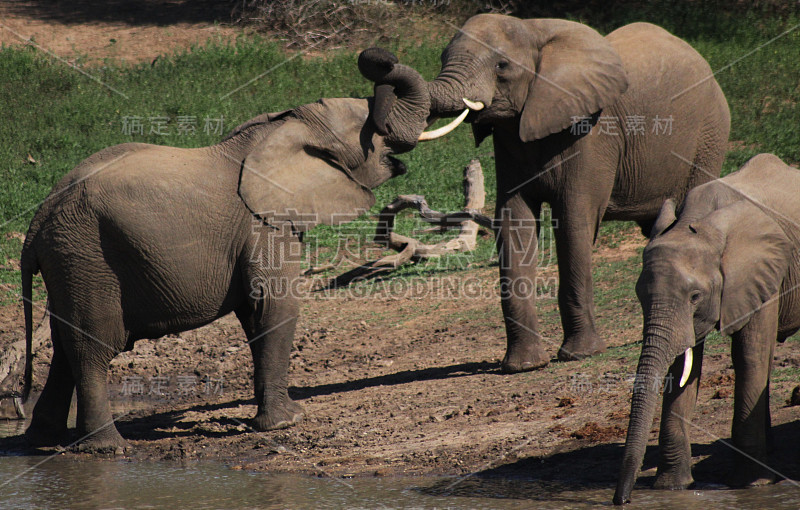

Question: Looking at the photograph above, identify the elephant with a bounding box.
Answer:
[359,14,731,371]
[614,154,800,504]
[19,48,429,450]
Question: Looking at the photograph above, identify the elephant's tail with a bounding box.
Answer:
[20,246,38,405]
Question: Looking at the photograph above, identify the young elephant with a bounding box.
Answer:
[20,50,429,450]
[614,154,800,504]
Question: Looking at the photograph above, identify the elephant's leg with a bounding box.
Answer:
[238,231,304,431]
[496,193,549,373]
[729,298,778,487]
[654,342,705,490]
[551,202,605,361]
[237,295,304,431]
[25,320,75,446]
[71,330,127,450]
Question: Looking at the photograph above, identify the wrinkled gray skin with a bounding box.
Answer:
[20,51,429,450]
[362,14,730,372]
[614,154,800,504]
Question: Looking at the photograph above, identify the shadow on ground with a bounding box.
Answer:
[0,361,499,446]
[417,419,800,500]
[4,0,237,27]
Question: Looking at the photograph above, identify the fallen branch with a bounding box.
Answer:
[319,160,492,289]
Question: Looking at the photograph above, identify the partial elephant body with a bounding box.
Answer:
[31,141,271,340]
[614,154,800,504]
[360,16,731,371]
[602,22,730,219]
[20,52,431,450]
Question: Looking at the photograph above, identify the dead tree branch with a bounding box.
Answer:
[319,160,493,289]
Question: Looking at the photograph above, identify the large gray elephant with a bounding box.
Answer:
[360,14,731,371]
[20,49,429,450]
[614,154,800,504]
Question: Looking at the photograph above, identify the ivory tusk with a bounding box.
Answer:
[679,347,693,388]
[462,97,485,110]
[418,108,470,141]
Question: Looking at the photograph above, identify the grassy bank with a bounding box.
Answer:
[1,7,799,303]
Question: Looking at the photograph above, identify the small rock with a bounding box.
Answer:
[787,385,800,406]
[114,446,124,456]
[557,397,575,408]
[712,388,731,399]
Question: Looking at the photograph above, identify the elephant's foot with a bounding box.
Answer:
[73,423,128,453]
[501,343,549,373]
[653,468,694,490]
[557,332,606,361]
[252,400,305,431]
[727,462,776,487]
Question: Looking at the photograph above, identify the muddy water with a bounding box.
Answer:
[1,420,799,509]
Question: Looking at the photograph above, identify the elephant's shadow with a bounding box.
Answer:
[0,361,498,449]
[417,419,800,501]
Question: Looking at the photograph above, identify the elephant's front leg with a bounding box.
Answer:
[244,307,304,431]
[551,203,606,360]
[729,297,779,487]
[238,237,304,431]
[496,193,549,372]
[654,342,705,490]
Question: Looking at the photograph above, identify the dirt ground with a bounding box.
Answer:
[0,1,242,64]
[2,1,800,492]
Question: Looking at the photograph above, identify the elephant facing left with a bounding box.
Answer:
[19,49,429,451]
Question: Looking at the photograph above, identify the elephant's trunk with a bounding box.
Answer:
[613,312,676,505]
[428,72,473,118]
[358,48,430,152]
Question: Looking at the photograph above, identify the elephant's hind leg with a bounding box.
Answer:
[25,319,75,447]
[67,320,128,451]
[551,202,606,361]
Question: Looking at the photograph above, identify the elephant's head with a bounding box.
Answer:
[613,175,793,504]
[359,14,628,146]
[232,49,430,231]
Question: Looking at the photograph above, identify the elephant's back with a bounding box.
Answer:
[28,142,252,336]
[606,22,718,98]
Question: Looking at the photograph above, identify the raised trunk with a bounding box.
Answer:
[358,48,430,152]
[613,320,675,505]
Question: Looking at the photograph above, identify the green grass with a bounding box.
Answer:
[2,7,800,305]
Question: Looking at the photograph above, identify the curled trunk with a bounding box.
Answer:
[358,48,430,152]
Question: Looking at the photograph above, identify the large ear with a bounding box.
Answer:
[708,204,793,335]
[238,119,375,232]
[520,19,628,142]
[649,199,677,238]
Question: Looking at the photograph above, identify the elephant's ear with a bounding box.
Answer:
[519,19,628,142]
[709,204,792,335]
[238,119,375,232]
[649,199,677,238]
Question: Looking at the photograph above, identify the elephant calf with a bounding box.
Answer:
[614,154,800,504]
[20,50,430,450]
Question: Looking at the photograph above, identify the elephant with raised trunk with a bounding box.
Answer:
[361,14,730,371]
[20,49,429,450]
[614,154,800,504]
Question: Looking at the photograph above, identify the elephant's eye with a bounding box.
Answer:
[690,290,702,304]
[496,60,510,71]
